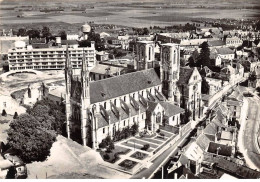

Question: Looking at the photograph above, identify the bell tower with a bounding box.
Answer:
[81,50,91,146]
[65,45,72,139]
[135,41,155,70]
[160,43,180,102]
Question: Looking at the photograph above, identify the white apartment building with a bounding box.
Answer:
[8,41,96,71]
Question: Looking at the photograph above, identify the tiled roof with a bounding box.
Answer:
[177,67,194,85]
[207,142,232,157]
[32,43,49,49]
[89,69,161,104]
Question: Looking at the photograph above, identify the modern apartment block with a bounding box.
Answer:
[8,40,96,71]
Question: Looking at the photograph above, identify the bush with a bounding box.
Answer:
[103,153,110,160]
[156,129,160,133]
[141,144,150,151]
[2,109,7,116]
[99,141,106,149]
[13,112,18,119]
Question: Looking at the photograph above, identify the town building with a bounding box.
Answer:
[8,40,96,71]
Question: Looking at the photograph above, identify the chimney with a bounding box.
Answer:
[56,37,61,46]
[174,173,178,179]
[91,41,95,48]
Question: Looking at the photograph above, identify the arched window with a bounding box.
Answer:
[104,102,107,109]
[113,124,116,136]
[156,112,161,124]
[123,96,126,102]
[114,99,117,106]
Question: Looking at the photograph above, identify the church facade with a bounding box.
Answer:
[65,41,202,148]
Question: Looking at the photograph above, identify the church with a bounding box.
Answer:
[65,40,202,148]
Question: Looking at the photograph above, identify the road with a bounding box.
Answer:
[240,96,260,171]
[131,130,191,179]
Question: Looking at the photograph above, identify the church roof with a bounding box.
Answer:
[89,69,161,104]
[160,102,185,116]
[178,67,194,85]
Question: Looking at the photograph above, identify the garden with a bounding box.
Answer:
[100,145,131,164]
[130,151,148,160]
[118,159,138,170]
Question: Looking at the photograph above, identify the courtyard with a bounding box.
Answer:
[99,127,178,174]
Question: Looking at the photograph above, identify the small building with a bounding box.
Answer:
[96,51,109,62]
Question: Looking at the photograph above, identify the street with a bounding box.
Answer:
[239,96,260,171]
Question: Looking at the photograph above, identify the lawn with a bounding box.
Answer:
[128,139,158,149]
[136,137,163,145]
[99,146,131,164]
[121,142,153,153]
[118,159,137,170]
[130,152,148,160]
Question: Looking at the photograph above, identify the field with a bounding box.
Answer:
[0,1,259,29]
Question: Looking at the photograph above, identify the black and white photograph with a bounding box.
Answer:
[0,0,260,179]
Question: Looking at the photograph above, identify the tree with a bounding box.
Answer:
[2,109,7,116]
[26,29,40,39]
[58,30,67,40]
[143,28,149,35]
[197,42,210,67]
[13,112,18,119]
[201,77,210,94]
[188,56,196,67]
[41,26,52,40]
[7,114,56,163]
[17,28,27,37]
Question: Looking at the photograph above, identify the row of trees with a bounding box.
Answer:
[17,26,67,41]
[7,99,66,163]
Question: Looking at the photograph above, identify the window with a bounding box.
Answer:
[103,128,105,134]
[133,117,135,123]
[123,120,125,126]
[3,102,6,108]
[123,96,126,102]
[114,99,117,106]
[194,76,197,80]
[104,102,107,109]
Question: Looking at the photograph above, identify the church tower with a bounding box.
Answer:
[160,43,180,103]
[135,41,155,70]
[65,45,72,139]
[81,50,91,146]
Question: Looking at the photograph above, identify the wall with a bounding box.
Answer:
[0,95,26,115]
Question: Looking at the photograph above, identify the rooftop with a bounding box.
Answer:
[89,69,161,104]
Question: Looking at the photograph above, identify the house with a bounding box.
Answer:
[118,35,131,50]
[208,40,226,49]
[213,47,235,60]
[89,63,125,81]
[225,37,243,48]
[205,77,222,95]
[96,51,109,62]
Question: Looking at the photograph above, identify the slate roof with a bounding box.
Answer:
[196,134,211,151]
[160,102,185,116]
[90,64,124,75]
[216,47,234,55]
[61,40,78,45]
[204,122,218,135]
[208,40,225,47]
[178,67,194,85]
[147,102,159,113]
[89,69,161,104]
[220,131,233,141]
[207,142,232,157]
